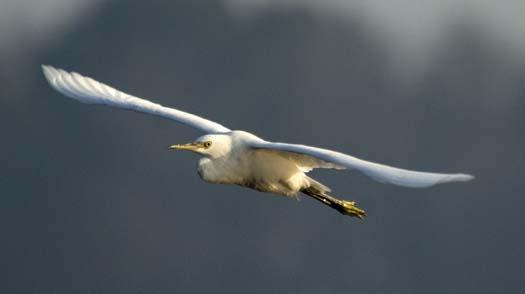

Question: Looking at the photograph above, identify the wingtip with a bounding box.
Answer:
[425,172,475,187]
[464,174,475,181]
[41,64,57,82]
[41,64,54,73]
[456,173,475,182]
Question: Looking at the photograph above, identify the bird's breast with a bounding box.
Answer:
[197,157,242,184]
[197,150,310,197]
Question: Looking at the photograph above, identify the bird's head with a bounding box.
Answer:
[169,134,232,158]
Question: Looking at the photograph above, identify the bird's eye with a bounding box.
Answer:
[203,141,212,148]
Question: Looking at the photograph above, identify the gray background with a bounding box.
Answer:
[1,0,524,293]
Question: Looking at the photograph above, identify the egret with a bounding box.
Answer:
[41,65,474,219]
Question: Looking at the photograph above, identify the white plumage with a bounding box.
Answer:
[42,65,230,134]
[42,65,474,218]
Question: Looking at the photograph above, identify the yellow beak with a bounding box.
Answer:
[169,142,203,151]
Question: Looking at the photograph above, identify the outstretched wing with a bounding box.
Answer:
[41,65,231,134]
[250,140,474,188]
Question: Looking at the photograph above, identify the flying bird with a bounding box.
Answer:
[41,65,474,219]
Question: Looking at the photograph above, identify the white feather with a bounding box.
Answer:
[41,65,231,134]
[249,140,474,188]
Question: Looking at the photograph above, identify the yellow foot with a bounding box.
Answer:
[334,199,367,219]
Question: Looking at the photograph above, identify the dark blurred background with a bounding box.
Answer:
[1,0,524,293]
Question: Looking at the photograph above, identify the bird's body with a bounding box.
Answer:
[42,65,474,219]
[197,131,310,196]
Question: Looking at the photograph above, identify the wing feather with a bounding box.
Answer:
[250,141,474,188]
[42,65,231,134]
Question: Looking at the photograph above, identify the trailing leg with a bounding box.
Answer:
[301,186,367,219]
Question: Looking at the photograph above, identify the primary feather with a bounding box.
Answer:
[41,65,230,134]
[249,140,474,188]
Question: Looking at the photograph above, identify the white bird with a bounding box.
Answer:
[41,65,474,219]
